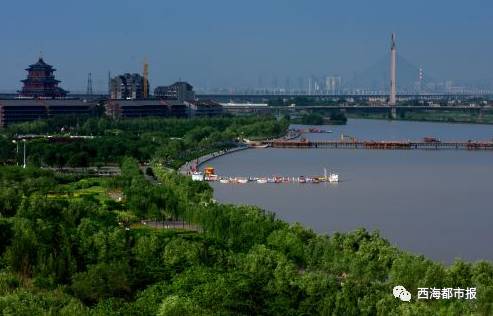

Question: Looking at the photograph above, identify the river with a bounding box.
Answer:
[202,119,493,263]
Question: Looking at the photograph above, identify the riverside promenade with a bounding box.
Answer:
[178,130,300,175]
[179,145,249,175]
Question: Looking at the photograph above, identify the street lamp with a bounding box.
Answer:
[22,139,27,169]
[11,140,18,166]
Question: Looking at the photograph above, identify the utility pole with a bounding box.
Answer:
[22,139,27,169]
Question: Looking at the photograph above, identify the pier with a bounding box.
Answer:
[265,139,493,150]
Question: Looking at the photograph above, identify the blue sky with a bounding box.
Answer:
[0,0,492,92]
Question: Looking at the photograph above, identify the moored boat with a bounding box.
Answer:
[237,178,248,184]
[205,174,218,181]
[328,173,339,183]
[191,171,204,181]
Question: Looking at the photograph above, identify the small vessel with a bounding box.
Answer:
[298,176,306,183]
[219,178,230,184]
[257,178,268,184]
[324,168,339,183]
[205,174,218,181]
[237,178,249,184]
[203,167,218,181]
[191,171,204,181]
[328,173,339,183]
[204,166,216,175]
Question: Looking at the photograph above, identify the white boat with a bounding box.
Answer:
[324,168,339,183]
[237,178,249,184]
[191,172,204,181]
[257,178,268,184]
[205,174,218,181]
[219,178,230,184]
[328,173,339,183]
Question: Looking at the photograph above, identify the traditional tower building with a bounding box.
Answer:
[19,57,68,98]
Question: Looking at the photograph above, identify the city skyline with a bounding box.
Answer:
[1,0,492,92]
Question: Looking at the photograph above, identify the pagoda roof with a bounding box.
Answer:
[21,78,61,84]
[26,58,56,71]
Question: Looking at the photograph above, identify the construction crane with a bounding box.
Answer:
[143,58,149,98]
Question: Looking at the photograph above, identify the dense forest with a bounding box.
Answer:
[0,115,492,315]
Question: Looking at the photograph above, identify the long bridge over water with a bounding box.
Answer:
[264,139,493,151]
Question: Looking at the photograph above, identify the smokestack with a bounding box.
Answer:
[389,33,397,106]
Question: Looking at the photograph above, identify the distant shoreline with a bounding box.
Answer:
[347,114,493,125]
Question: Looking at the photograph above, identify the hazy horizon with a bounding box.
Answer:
[1,0,492,92]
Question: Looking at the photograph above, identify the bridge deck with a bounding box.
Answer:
[266,140,493,150]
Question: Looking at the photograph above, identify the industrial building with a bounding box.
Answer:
[105,99,187,119]
[154,81,195,102]
[0,99,95,127]
[185,100,223,117]
[110,73,149,100]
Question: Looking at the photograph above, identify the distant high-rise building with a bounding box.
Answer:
[110,73,149,100]
[19,57,68,98]
[86,73,93,95]
[154,81,195,102]
[325,76,342,95]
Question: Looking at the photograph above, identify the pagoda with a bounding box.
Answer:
[19,57,68,98]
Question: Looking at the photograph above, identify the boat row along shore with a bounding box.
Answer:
[189,167,339,184]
